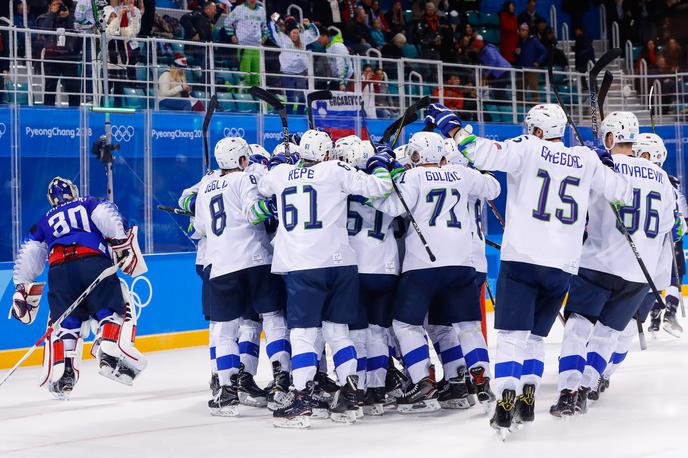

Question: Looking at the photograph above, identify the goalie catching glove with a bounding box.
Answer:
[10,282,45,325]
[111,226,148,277]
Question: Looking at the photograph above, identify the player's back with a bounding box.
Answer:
[347,196,399,275]
[195,171,271,278]
[582,154,676,282]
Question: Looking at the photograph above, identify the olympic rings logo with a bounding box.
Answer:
[120,276,152,320]
[0,122,6,139]
[223,127,245,138]
[111,125,135,143]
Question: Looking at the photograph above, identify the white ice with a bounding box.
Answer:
[1,314,687,458]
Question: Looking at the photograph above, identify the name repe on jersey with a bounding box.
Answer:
[374,165,500,272]
[194,171,272,279]
[347,196,399,275]
[258,160,391,273]
[582,154,676,283]
[470,135,632,274]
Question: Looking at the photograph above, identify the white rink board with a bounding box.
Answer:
[1,314,687,458]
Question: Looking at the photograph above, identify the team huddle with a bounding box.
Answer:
[9,102,686,436]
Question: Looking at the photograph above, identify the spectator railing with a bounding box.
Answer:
[550,4,558,40]
[287,4,304,24]
[625,40,634,75]
[599,3,608,52]
[611,21,620,50]
[0,24,608,126]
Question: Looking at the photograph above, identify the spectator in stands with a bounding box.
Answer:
[433,73,465,111]
[267,15,319,114]
[515,22,547,102]
[381,32,405,59]
[373,66,394,117]
[361,64,377,118]
[317,29,354,91]
[370,18,386,48]
[499,1,518,64]
[574,25,595,89]
[386,1,406,36]
[652,54,677,114]
[340,0,359,24]
[117,0,143,82]
[36,0,81,107]
[457,23,477,64]
[139,0,156,37]
[415,1,446,61]
[223,0,267,89]
[517,0,544,32]
[13,0,36,57]
[180,1,221,43]
[371,1,390,33]
[102,3,140,106]
[562,0,590,30]
[158,54,196,111]
[639,38,658,71]
[344,6,373,55]
[74,0,98,32]
[473,34,512,101]
[665,38,684,71]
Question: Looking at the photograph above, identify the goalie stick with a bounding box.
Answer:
[250,86,291,158]
[306,90,333,130]
[203,95,218,173]
[0,259,126,388]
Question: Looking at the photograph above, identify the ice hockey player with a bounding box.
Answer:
[334,134,361,162]
[427,103,633,437]
[257,129,395,428]
[193,137,288,417]
[373,131,500,414]
[345,140,400,415]
[11,177,148,399]
[551,113,678,418]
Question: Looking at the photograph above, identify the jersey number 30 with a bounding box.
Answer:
[48,205,91,237]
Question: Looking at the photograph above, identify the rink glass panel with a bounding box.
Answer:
[0,108,11,261]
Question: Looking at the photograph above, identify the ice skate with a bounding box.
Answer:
[267,362,291,412]
[314,371,339,396]
[396,376,441,414]
[363,387,386,416]
[209,373,220,397]
[237,363,268,407]
[576,386,590,414]
[310,384,332,419]
[469,366,496,412]
[490,389,516,441]
[48,358,76,401]
[588,376,608,401]
[329,376,359,424]
[663,308,683,338]
[438,366,470,409]
[98,353,139,386]
[208,384,240,417]
[384,362,408,405]
[549,389,576,417]
[648,308,662,336]
[273,386,313,429]
[513,383,535,426]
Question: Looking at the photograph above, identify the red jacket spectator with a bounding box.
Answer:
[499,2,518,63]
[433,75,464,111]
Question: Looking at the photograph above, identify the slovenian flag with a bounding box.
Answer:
[312,91,370,141]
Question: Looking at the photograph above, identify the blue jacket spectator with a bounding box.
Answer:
[515,24,547,68]
[473,35,512,79]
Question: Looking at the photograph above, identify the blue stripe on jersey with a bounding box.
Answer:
[238,340,260,358]
[217,354,240,371]
[356,357,367,372]
[494,361,523,379]
[464,348,489,367]
[558,354,585,373]
[522,358,544,377]
[440,345,464,364]
[402,345,429,368]
[209,346,217,360]
[610,352,627,365]
[292,352,318,370]
[333,345,356,368]
[366,355,388,371]
[586,352,607,375]
[266,339,291,358]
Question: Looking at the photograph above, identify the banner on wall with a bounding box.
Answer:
[312,91,369,141]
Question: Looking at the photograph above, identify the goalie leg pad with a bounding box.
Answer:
[95,310,147,386]
[41,318,83,399]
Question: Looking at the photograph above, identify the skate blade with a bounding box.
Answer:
[362,404,385,416]
[356,408,364,419]
[397,398,441,414]
[329,410,357,424]
[50,390,72,401]
[238,392,268,408]
[663,325,683,338]
[467,394,477,407]
[98,366,134,386]
[386,388,403,399]
[478,399,495,415]
[273,416,311,429]
[311,408,330,420]
[210,405,239,417]
[492,427,510,442]
[439,398,471,410]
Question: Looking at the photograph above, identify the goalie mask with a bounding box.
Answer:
[633,133,667,167]
[48,177,79,207]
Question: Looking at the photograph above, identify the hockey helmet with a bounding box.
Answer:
[349,141,376,169]
[405,132,445,165]
[47,177,79,207]
[272,141,299,157]
[600,111,639,150]
[633,133,667,167]
[299,129,333,162]
[214,137,251,170]
[334,135,362,162]
[249,143,270,160]
[524,104,567,140]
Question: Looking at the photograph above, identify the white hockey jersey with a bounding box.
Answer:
[179,171,220,267]
[466,135,633,274]
[194,170,272,279]
[258,161,392,273]
[581,154,677,283]
[374,165,500,273]
[347,196,399,275]
[467,196,488,273]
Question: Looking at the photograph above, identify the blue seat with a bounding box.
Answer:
[232,93,258,113]
[122,87,146,109]
[466,11,481,27]
[401,44,419,59]
[481,13,500,28]
[3,81,29,104]
[216,92,236,112]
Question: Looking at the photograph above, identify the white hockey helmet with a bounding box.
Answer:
[444,138,467,166]
[349,141,376,169]
[214,137,251,169]
[334,135,362,162]
[299,129,333,162]
[600,111,639,150]
[394,144,414,168]
[249,143,270,159]
[271,141,299,157]
[405,132,445,165]
[524,104,567,140]
[633,132,667,167]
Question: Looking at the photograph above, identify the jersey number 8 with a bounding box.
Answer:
[209,195,227,236]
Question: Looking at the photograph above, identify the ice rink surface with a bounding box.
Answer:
[1,314,686,458]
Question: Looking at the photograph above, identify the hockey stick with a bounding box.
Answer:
[390,96,431,148]
[590,49,622,139]
[484,280,496,308]
[157,204,193,216]
[306,90,333,130]
[250,86,290,158]
[598,70,613,122]
[202,94,218,173]
[485,238,502,250]
[382,113,419,144]
[649,84,656,132]
[487,200,506,228]
[361,99,436,262]
[0,260,125,388]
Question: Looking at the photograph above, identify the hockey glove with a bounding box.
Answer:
[179,192,197,215]
[425,103,462,138]
[672,212,685,242]
[594,146,615,169]
[10,283,44,325]
[669,175,681,189]
[288,133,301,146]
[248,154,269,168]
[390,159,405,181]
[375,142,395,158]
[250,197,277,224]
[111,227,148,277]
[366,153,394,174]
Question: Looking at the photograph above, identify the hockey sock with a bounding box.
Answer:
[58,316,82,352]
[212,320,240,386]
[557,313,594,391]
[261,311,291,372]
[453,321,490,377]
[603,320,636,379]
[366,325,389,388]
[426,324,464,381]
[349,328,368,389]
[387,327,402,362]
[238,319,261,376]
[393,319,430,383]
[323,321,357,386]
[493,330,529,396]
[290,327,319,391]
[581,322,619,388]
[209,322,218,375]
[521,334,545,394]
